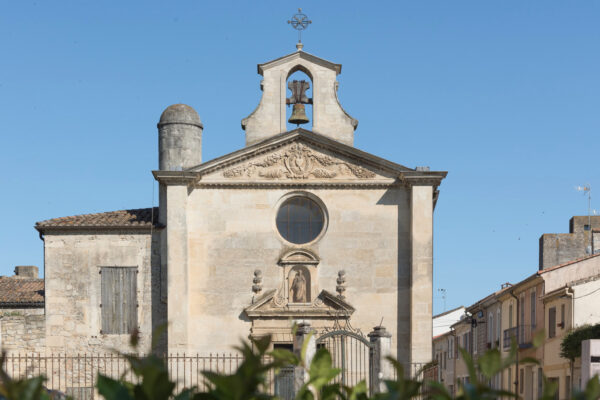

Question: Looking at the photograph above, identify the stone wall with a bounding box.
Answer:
[43,230,165,355]
[170,185,413,362]
[0,312,45,353]
[539,216,600,269]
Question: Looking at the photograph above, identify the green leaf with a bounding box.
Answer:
[308,348,341,388]
[477,348,502,378]
[458,347,479,386]
[532,329,546,348]
[97,374,134,400]
[269,348,300,366]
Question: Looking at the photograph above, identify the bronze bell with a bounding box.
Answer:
[288,103,309,125]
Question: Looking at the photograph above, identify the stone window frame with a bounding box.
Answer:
[273,191,329,247]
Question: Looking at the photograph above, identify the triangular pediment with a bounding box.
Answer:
[190,129,412,184]
[244,289,355,319]
[258,51,342,75]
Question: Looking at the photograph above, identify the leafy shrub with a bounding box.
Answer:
[2,331,600,400]
[561,324,600,362]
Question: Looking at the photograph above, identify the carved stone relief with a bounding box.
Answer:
[222,143,376,179]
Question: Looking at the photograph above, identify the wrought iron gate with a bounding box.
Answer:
[316,330,374,391]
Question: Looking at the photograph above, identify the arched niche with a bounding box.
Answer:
[279,249,319,304]
[288,266,311,304]
[286,64,314,131]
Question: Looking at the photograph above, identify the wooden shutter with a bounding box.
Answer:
[101,267,137,334]
[548,307,556,338]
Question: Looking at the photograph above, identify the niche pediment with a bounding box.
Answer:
[244,289,355,319]
[278,250,319,265]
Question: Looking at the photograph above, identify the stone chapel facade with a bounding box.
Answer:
[31,48,446,366]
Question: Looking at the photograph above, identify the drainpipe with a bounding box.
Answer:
[510,290,519,395]
[565,287,575,389]
[451,326,456,396]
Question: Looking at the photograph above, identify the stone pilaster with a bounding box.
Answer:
[165,184,189,352]
[410,184,433,365]
[368,326,393,393]
[293,322,316,391]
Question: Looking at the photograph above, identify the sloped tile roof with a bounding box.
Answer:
[35,208,159,231]
[0,278,44,307]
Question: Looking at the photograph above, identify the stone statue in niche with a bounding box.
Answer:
[289,267,310,303]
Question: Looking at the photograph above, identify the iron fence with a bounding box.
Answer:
[1,353,285,399]
[1,353,429,400]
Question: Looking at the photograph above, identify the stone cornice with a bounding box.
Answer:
[399,171,447,188]
[152,171,200,185]
[257,51,342,76]
[194,180,400,189]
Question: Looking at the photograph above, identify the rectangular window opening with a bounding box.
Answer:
[101,266,138,335]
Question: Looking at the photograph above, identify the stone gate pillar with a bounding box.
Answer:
[293,322,317,392]
[369,326,393,393]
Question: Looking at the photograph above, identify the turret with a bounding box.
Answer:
[158,104,203,170]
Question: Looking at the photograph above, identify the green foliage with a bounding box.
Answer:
[561,324,600,361]
[0,353,65,400]
[3,329,600,400]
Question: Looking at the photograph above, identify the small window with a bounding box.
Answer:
[101,267,137,334]
[549,307,557,338]
[561,304,566,329]
[531,290,537,328]
[488,313,494,345]
[497,309,501,344]
[276,196,324,244]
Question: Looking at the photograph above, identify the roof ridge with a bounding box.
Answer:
[538,252,600,275]
[35,207,159,231]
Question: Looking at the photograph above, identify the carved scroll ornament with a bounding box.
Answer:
[222,143,376,180]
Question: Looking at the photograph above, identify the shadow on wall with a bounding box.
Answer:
[377,187,411,364]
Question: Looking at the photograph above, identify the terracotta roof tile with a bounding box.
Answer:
[0,278,44,307]
[35,208,159,231]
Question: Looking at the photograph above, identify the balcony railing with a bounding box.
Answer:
[503,324,536,349]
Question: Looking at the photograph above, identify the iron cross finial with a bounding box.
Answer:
[287,8,312,46]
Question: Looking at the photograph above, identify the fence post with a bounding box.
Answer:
[368,325,393,393]
[293,322,316,393]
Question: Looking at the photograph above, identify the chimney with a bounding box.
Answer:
[14,266,39,279]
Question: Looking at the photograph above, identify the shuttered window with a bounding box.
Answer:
[101,267,137,334]
[548,307,556,338]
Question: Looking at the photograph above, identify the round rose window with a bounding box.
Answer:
[276,196,324,244]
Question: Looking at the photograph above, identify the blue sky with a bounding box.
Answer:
[1,1,598,315]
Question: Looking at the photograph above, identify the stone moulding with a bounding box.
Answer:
[278,249,320,266]
[194,181,398,189]
[244,289,354,319]
[222,143,376,180]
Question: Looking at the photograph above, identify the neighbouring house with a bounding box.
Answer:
[0,266,45,353]
[539,253,600,397]
[432,306,464,396]
[498,274,545,399]
[437,216,600,400]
